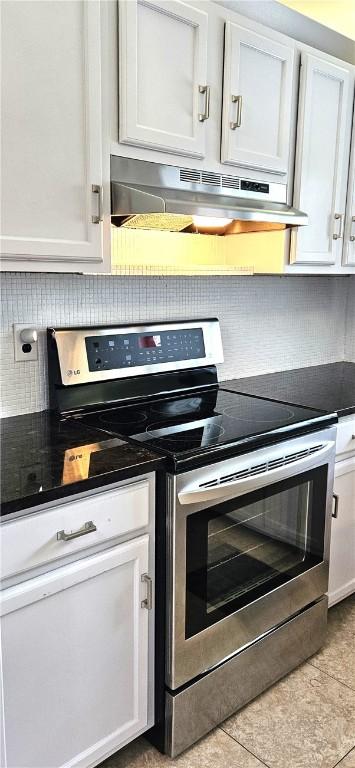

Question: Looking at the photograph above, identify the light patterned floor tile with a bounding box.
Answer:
[309,595,355,690]
[221,661,355,768]
[100,728,267,768]
[337,749,355,767]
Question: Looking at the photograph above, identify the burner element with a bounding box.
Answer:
[99,409,148,427]
[151,397,203,418]
[223,399,295,426]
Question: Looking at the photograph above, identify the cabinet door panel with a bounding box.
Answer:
[328,459,355,607]
[290,54,352,266]
[1,537,150,768]
[343,100,355,266]
[221,23,294,174]
[0,1,104,268]
[119,0,208,157]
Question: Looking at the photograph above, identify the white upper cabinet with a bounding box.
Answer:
[1,536,151,768]
[290,53,353,267]
[0,0,107,272]
[343,99,355,266]
[221,24,295,175]
[119,0,208,158]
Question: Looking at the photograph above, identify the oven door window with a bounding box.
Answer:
[185,467,327,638]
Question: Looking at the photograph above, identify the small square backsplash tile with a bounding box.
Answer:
[345,278,355,362]
[0,273,353,417]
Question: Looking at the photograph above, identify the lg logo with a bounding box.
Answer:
[66,369,80,377]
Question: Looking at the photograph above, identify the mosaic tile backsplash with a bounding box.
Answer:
[345,279,355,362]
[0,273,353,418]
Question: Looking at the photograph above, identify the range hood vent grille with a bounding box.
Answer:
[179,167,241,191]
[222,175,240,190]
[179,168,200,184]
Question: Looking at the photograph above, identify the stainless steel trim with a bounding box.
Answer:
[141,573,153,610]
[165,598,327,757]
[350,215,355,242]
[167,426,336,689]
[110,156,308,226]
[332,492,339,519]
[92,184,103,224]
[178,440,334,505]
[56,520,97,542]
[50,319,223,387]
[333,212,343,240]
[230,94,242,129]
[198,85,210,122]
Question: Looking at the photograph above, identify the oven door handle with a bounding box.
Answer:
[178,440,335,506]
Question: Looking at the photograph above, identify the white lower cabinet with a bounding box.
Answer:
[328,457,355,607]
[1,535,150,768]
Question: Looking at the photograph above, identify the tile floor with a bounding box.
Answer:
[102,595,355,768]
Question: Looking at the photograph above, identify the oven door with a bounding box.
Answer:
[166,427,336,690]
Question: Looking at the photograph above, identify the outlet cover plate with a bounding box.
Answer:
[13,323,38,362]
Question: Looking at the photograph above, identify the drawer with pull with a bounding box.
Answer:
[0,478,151,581]
[336,416,355,459]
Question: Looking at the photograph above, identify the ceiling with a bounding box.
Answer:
[278,1,355,40]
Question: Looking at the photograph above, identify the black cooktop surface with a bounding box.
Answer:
[74,387,335,469]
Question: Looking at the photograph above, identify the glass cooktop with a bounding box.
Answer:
[75,388,329,464]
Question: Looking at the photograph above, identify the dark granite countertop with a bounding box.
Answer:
[1,411,164,519]
[222,362,355,418]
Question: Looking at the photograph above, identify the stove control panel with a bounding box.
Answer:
[85,328,206,372]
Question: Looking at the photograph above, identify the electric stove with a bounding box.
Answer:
[47,319,337,757]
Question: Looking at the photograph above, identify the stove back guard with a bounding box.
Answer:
[47,319,223,415]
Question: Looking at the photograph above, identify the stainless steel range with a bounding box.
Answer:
[47,319,337,757]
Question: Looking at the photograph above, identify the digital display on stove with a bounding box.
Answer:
[138,335,161,349]
[85,328,205,372]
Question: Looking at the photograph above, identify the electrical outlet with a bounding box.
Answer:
[13,323,39,362]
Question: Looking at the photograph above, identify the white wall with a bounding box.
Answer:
[1,273,352,418]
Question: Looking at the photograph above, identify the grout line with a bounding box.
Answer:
[218,726,272,768]
[331,744,355,768]
[307,659,355,693]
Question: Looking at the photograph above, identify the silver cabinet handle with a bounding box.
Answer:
[332,213,343,240]
[332,493,339,519]
[141,573,153,610]
[350,216,355,242]
[230,94,242,129]
[57,520,97,542]
[198,85,210,122]
[92,184,103,224]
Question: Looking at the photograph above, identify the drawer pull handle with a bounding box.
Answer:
[56,521,97,542]
[332,493,339,519]
[141,573,153,610]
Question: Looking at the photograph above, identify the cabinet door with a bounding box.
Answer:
[221,23,294,174]
[328,459,355,607]
[0,536,151,768]
[290,54,352,267]
[0,1,105,271]
[343,99,355,266]
[119,0,208,158]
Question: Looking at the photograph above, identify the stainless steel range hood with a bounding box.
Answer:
[110,156,308,232]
